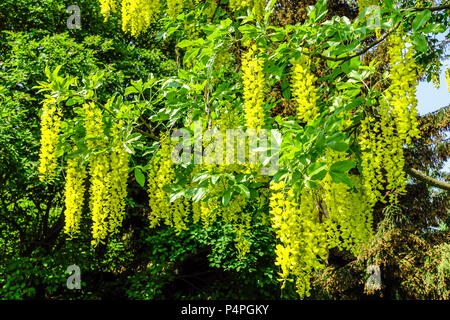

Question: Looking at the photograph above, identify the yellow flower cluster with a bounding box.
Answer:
[359,34,420,205]
[121,0,160,36]
[82,102,130,245]
[63,156,87,236]
[83,102,109,245]
[269,181,328,298]
[291,55,319,124]
[205,0,218,20]
[89,153,110,245]
[199,115,256,256]
[242,45,265,132]
[167,0,184,18]
[358,116,383,206]
[270,176,374,297]
[269,126,374,297]
[385,34,420,144]
[147,114,259,258]
[229,0,265,20]
[430,59,441,88]
[99,0,117,21]
[108,120,130,235]
[99,0,224,36]
[229,0,242,10]
[196,166,252,257]
[357,0,378,10]
[415,0,433,8]
[148,133,189,235]
[38,99,62,182]
[322,150,373,254]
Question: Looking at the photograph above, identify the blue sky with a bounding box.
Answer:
[416,59,449,116]
[416,58,449,172]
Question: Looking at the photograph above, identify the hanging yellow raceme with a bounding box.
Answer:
[359,115,383,206]
[357,0,378,9]
[121,0,160,36]
[242,44,265,132]
[63,156,87,236]
[148,132,189,235]
[229,0,265,20]
[192,114,254,257]
[359,33,421,205]
[205,0,218,20]
[253,0,265,20]
[322,150,373,254]
[38,98,62,182]
[229,0,242,11]
[269,181,328,298]
[99,0,117,21]
[380,100,408,202]
[385,34,420,145]
[90,152,111,246]
[291,55,320,124]
[270,107,373,297]
[108,119,130,235]
[82,102,110,245]
[167,0,184,18]
[84,103,131,244]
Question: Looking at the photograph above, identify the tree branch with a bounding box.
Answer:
[138,115,160,141]
[405,166,450,191]
[135,127,159,141]
[309,3,450,63]
[310,21,401,62]
[405,4,450,12]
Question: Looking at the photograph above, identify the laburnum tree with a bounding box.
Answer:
[2,0,449,299]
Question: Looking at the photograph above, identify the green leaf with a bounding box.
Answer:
[412,34,427,53]
[184,47,201,63]
[134,168,145,187]
[192,172,210,183]
[412,10,431,32]
[238,24,257,34]
[126,133,142,144]
[272,170,288,182]
[422,23,446,34]
[329,171,354,188]
[124,86,138,96]
[192,187,208,202]
[330,160,355,173]
[169,191,185,203]
[307,161,327,181]
[281,80,291,99]
[222,189,233,206]
[211,174,221,185]
[234,184,251,198]
[177,39,195,48]
[326,140,348,152]
[305,180,319,189]
[271,130,282,148]
[65,98,78,106]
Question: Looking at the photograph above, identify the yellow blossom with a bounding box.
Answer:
[63,156,87,236]
[291,55,319,124]
[38,99,62,182]
[242,45,265,132]
[121,0,160,36]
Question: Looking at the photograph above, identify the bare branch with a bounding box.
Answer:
[406,166,450,191]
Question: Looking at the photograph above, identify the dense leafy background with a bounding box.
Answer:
[0,0,448,299]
